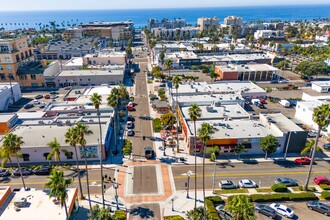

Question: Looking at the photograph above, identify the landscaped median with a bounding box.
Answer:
[249,192,318,202]
[205,196,225,220]
[215,189,249,194]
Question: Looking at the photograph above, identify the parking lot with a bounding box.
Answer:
[256,201,330,220]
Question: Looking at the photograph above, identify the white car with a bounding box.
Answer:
[238,179,258,188]
[127,121,134,129]
[270,203,294,218]
[127,129,134,136]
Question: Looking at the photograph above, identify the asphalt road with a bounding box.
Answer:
[129,203,161,220]
[171,160,330,190]
[133,165,158,194]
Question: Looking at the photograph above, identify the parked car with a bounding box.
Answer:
[219,180,238,189]
[34,94,43,99]
[255,204,277,219]
[159,83,166,87]
[144,146,153,159]
[295,157,311,165]
[0,169,11,177]
[270,203,294,218]
[127,129,135,136]
[239,179,258,188]
[23,104,34,109]
[215,205,233,220]
[306,201,330,216]
[13,168,32,176]
[38,102,47,108]
[127,121,134,129]
[50,95,58,99]
[305,83,312,87]
[127,105,134,111]
[308,130,318,138]
[49,91,59,95]
[274,177,298,186]
[33,166,51,175]
[314,176,330,185]
[44,94,51,99]
[279,79,288,84]
[323,143,330,151]
[127,115,135,121]
[33,99,40,105]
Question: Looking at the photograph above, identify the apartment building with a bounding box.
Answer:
[0,37,34,85]
[224,16,243,26]
[197,17,219,31]
[0,82,22,111]
[254,30,285,40]
[151,27,199,40]
[147,18,187,31]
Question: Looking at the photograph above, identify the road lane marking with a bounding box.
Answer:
[0,179,101,186]
[173,170,330,179]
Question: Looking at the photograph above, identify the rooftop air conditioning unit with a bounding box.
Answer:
[206,106,214,112]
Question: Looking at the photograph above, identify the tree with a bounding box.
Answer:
[88,205,112,220]
[186,207,204,220]
[1,134,26,189]
[90,92,105,208]
[230,44,235,51]
[75,123,93,215]
[234,143,248,160]
[210,146,220,194]
[188,104,202,209]
[172,76,182,153]
[160,111,176,128]
[47,138,63,166]
[45,170,72,220]
[107,87,119,152]
[295,60,330,76]
[259,135,279,159]
[159,51,165,65]
[225,195,256,220]
[164,59,173,77]
[301,139,323,157]
[197,122,214,220]
[125,46,132,57]
[305,104,330,190]
[65,127,84,199]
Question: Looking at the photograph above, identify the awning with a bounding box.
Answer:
[160,130,167,134]
[171,130,177,133]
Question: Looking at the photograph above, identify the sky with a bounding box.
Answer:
[1,0,330,11]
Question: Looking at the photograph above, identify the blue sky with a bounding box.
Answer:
[2,0,330,11]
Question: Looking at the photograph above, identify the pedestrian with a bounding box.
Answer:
[105,174,108,180]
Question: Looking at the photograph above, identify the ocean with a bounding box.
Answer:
[0,4,329,30]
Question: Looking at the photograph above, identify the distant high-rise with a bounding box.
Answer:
[197,17,219,31]
[224,16,243,27]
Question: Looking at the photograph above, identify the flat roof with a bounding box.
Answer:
[84,86,117,96]
[181,104,249,120]
[0,188,77,220]
[186,119,283,139]
[64,57,83,67]
[0,113,16,123]
[58,69,123,77]
[84,51,126,58]
[312,81,330,87]
[17,112,46,119]
[200,53,274,63]
[261,113,304,132]
[216,64,278,72]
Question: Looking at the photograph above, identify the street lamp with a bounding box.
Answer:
[171,198,174,211]
[186,171,191,198]
[163,141,166,156]
[109,177,119,210]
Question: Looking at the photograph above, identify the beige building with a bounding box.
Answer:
[197,17,219,31]
[83,51,126,66]
[224,16,243,26]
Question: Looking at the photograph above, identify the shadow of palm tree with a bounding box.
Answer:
[129,206,154,218]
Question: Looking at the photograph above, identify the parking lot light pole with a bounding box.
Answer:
[186,171,191,198]
[109,177,119,210]
[171,198,174,211]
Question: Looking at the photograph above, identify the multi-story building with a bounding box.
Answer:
[224,16,243,27]
[83,51,126,66]
[0,37,34,84]
[0,82,21,111]
[151,27,200,40]
[254,30,285,40]
[197,17,219,31]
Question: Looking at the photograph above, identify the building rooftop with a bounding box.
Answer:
[83,85,117,96]
[200,53,274,63]
[0,187,77,220]
[260,113,304,133]
[0,82,18,92]
[58,69,123,77]
[0,113,16,123]
[45,38,96,52]
[64,57,83,67]
[216,64,278,72]
[312,81,330,87]
[84,51,126,58]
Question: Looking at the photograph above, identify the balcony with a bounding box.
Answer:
[16,61,44,75]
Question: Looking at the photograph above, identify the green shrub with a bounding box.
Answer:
[164,216,184,220]
[205,199,220,220]
[271,183,288,192]
[319,184,330,190]
[147,79,153,83]
[113,210,126,220]
[123,139,132,156]
[321,191,330,200]
[152,118,162,132]
[250,192,317,202]
[205,196,225,205]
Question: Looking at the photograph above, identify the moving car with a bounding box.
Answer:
[274,177,298,186]
[314,176,330,185]
[0,169,11,177]
[215,205,233,220]
[239,179,258,188]
[144,146,153,159]
[127,121,134,129]
[295,157,311,165]
[255,204,277,219]
[34,94,43,99]
[270,203,294,218]
[323,143,330,151]
[306,201,330,216]
[23,104,34,109]
[33,166,51,175]
[127,129,134,136]
[13,168,32,176]
[219,180,238,189]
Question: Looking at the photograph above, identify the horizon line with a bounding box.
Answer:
[1,3,330,12]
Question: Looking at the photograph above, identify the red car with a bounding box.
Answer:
[294,157,311,165]
[44,94,50,99]
[127,105,134,111]
[314,176,330,185]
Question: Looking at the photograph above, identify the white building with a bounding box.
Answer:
[224,16,243,26]
[83,50,127,66]
[151,27,200,40]
[197,17,219,31]
[254,30,284,40]
[311,81,330,93]
[0,82,22,111]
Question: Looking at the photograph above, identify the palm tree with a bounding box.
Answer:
[2,134,26,189]
[186,207,204,220]
[75,123,93,214]
[164,59,173,77]
[45,169,72,220]
[301,139,323,157]
[210,146,220,194]
[172,76,181,153]
[0,146,13,168]
[89,92,105,208]
[188,104,202,209]
[197,122,214,220]
[304,104,330,190]
[235,143,248,160]
[225,195,256,220]
[47,138,62,166]
[65,127,84,199]
[107,87,119,154]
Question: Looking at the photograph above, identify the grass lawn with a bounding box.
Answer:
[292,186,316,192]
[256,188,273,193]
[152,118,162,132]
[215,189,249,194]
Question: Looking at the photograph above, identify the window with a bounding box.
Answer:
[8,74,14,80]
[30,74,36,80]
[0,45,9,53]
[4,57,10,62]
[43,153,50,160]
[6,66,13,71]
[0,65,3,70]
[0,74,6,80]
[64,151,73,160]
[19,75,27,80]
[22,154,30,161]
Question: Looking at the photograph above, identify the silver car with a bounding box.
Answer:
[239,179,258,188]
[219,180,238,189]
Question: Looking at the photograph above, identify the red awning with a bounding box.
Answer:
[160,130,166,134]
[171,130,177,133]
